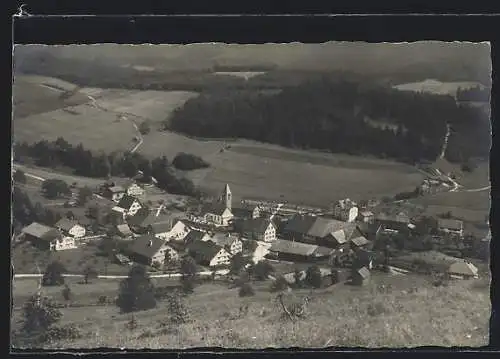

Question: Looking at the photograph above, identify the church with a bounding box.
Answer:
[201,184,234,227]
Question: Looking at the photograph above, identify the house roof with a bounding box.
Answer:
[184,230,208,243]
[356,266,371,279]
[438,219,463,231]
[312,246,335,257]
[376,212,410,223]
[187,240,224,263]
[202,202,230,216]
[127,207,152,226]
[269,239,318,257]
[22,222,61,241]
[54,218,80,232]
[360,211,374,217]
[116,224,133,236]
[335,198,357,210]
[351,236,370,247]
[128,235,168,259]
[210,233,240,247]
[108,185,126,193]
[448,261,478,276]
[242,218,274,234]
[117,194,139,210]
[285,215,351,239]
[150,221,173,234]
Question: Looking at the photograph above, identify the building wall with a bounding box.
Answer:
[51,237,77,251]
[230,240,243,254]
[210,249,231,267]
[127,185,144,197]
[128,202,142,216]
[112,192,125,203]
[263,224,276,242]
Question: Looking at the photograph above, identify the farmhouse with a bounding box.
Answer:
[358,210,375,224]
[352,266,371,286]
[114,195,143,217]
[283,215,363,249]
[21,222,75,251]
[187,240,231,267]
[209,233,243,255]
[103,185,126,203]
[54,218,86,238]
[232,202,261,219]
[375,212,410,233]
[437,219,464,238]
[333,198,359,222]
[241,218,277,242]
[167,220,190,241]
[267,239,333,262]
[127,235,179,267]
[183,229,212,244]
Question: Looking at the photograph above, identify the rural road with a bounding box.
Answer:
[86,95,144,154]
[12,163,103,188]
[14,269,230,280]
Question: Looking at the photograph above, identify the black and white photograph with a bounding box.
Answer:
[11,42,491,349]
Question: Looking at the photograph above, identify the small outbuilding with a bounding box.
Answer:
[351,266,371,286]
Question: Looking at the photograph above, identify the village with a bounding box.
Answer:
[13,162,489,290]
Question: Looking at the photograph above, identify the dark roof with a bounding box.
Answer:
[54,218,80,232]
[22,222,61,241]
[351,236,370,247]
[312,246,335,257]
[128,235,167,259]
[127,207,151,226]
[376,212,410,224]
[150,221,173,234]
[117,194,139,210]
[210,233,240,247]
[438,219,463,231]
[187,240,224,263]
[116,224,133,236]
[242,218,274,234]
[184,230,208,243]
[202,202,229,216]
[284,215,350,239]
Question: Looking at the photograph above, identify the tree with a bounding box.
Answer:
[270,275,289,292]
[42,261,66,286]
[138,121,151,135]
[239,283,255,297]
[251,260,275,281]
[61,284,72,301]
[293,269,303,287]
[305,265,322,289]
[77,186,94,206]
[83,266,98,284]
[22,293,62,336]
[42,179,71,199]
[229,253,246,275]
[243,239,259,254]
[116,265,157,313]
[172,152,210,171]
[13,170,27,184]
[179,256,197,294]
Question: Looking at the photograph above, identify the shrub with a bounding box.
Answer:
[83,266,98,284]
[42,261,66,286]
[251,260,275,281]
[270,275,289,292]
[116,265,157,313]
[22,294,62,335]
[367,302,389,316]
[305,265,322,288]
[138,121,151,135]
[61,285,72,301]
[42,324,81,343]
[239,283,255,297]
[166,291,190,324]
[172,152,210,171]
[98,295,108,305]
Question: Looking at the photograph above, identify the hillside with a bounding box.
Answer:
[168,79,490,165]
[11,273,490,348]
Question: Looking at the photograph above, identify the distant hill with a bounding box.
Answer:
[13,42,491,86]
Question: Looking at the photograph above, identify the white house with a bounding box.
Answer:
[51,237,77,251]
[438,219,464,238]
[54,218,86,238]
[209,233,243,255]
[127,235,180,267]
[125,182,145,197]
[187,240,231,267]
[333,198,359,222]
[166,220,190,241]
[115,195,143,217]
[241,218,277,242]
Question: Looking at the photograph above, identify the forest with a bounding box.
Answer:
[13,138,200,197]
[168,79,490,165]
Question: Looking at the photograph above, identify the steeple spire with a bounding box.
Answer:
[219,184,232,211]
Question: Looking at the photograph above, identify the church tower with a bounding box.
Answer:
[219,184,232,211]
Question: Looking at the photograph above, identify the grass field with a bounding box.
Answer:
[11,272,491,348]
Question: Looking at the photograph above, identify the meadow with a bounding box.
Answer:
[11,272,491,349]
[393,79,486,97]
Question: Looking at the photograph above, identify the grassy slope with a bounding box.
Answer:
[11,273,490,348]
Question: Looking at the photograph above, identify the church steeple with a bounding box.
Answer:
[219,184,232,211]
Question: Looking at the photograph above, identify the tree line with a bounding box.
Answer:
[168,78,490,164]
[13,138,200,197]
